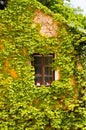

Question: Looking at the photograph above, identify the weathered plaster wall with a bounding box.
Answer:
[34,10,58,37]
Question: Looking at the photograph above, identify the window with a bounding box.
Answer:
[0,0,7,10]
[32,54,54,86]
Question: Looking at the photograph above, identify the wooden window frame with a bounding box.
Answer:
[32,54,55,86]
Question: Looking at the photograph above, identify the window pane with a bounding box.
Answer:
[45,56,53,65]
[45,67,52,75]
[34,55,42,64]
[35,66,42,75]
[35,76,42,86]
[33,54,54,86]
[45,77,53,86]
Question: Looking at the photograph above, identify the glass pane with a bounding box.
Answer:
[35,66,42,75]
[45,77,52,86]
[45,67,52,75]
[45,56,53,65]
[35,76,42,86]
[34,55,42,64]
[33,54,54,86]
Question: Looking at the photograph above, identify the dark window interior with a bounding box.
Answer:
[0,0,7,10]
[32,54,54,86]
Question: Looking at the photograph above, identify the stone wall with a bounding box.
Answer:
[34,10,58,37]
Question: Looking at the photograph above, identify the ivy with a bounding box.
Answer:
[0,0,86,129]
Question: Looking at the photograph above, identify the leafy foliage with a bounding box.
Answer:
[0,0,86,129]
[37,0,86,30]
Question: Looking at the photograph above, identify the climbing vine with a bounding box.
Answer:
[0,0,86,129]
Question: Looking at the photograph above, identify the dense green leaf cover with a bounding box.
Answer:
[0,0,86,129]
